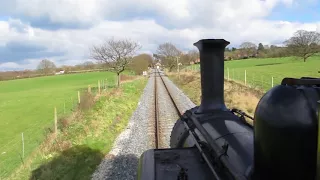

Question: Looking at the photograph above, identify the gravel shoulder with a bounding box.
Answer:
[91,77,154,180]
[161,75,196,112]
[91,71,196,180]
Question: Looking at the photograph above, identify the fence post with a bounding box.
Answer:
[232,69,234,80]
[98,80,101,94]
[21,132,24,159]
[245,70,247,85]
[227,68,230,81]
[63,101,66,114]
[88,85,91,93]
[78,91,81,104]
[252,74,255,88]
[272,77,274,88]
[54,107,57,136]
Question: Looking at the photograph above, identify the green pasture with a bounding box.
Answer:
[0,71,116,178]
[185,56,320,91]
[9,78,147,180]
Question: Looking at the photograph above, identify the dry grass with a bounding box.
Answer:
[120,74,139,82]
[169,72,263,119]
[78,92,96,111]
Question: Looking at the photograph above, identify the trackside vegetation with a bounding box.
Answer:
[8,78,147,179]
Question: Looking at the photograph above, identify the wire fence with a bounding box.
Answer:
[0,78,113,179]
[223,68,283,92]
[182,65,284,92]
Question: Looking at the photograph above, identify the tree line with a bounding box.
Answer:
[151,29,320,73]
[225,30,320,61]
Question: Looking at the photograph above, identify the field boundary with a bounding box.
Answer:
[182,66,279,92]
[0,74,136,179]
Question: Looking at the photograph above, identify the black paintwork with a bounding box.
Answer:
[170,107,254,180]
[317,100,320,180]
[138,147,213,180]
[193,39,230,113]
[254,82,320,180]
[137,38,320,180]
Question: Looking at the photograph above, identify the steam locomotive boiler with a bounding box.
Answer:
[137,39,320,180]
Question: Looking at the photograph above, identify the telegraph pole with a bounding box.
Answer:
[177,56,180,79]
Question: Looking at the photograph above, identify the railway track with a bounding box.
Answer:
[153,69,182,148]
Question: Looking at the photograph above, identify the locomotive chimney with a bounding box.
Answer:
[193,39,229,113]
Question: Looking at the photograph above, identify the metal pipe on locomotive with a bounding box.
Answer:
[137,39,320,180]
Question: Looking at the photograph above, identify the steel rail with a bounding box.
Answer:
[155,68,222,179]
[154,70,159,148]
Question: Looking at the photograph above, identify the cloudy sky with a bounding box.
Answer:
[0,0,319,71]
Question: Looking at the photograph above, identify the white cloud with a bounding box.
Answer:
[1,0,294,27]
[0,62,20,70]
[0,0,319,70]
[317,24,320,32]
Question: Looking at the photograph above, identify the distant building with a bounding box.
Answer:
[155,62,162,70]
[143,71,148,76]
[55,70,65,75]
[190,58,200,65]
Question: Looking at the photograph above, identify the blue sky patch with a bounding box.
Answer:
[267,1,320,22]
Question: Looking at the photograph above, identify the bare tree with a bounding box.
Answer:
[80,61,95,70]
[188,50,199,63]
[90,38,141,87]
[239,42,257,57]
[155,42,182,72]
[37,59,56,75]
[284,30,320,62]
[129,53,153,75]
[180,50,199,65]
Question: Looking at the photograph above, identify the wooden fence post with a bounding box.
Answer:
[21,133,24,158]
[98,80,101,94]
[88,85,91,93]
[102,80,104,91]
[245,70,247,85]
[252,74,255,87]
[78,91,81,104]
[227,68,230,81]
[54,107,57,136]
[272,77,274,88]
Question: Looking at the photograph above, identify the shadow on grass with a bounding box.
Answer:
[29,145,104,180]
[255,62,283,66]
[101,154,139,180]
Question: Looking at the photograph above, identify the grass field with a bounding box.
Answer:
[9,78,147,180]
[185,56,320,91]
[0,71,117,178]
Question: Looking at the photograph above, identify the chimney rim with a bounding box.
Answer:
[193,39,230,48]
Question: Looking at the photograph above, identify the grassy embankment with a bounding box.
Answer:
[8,76,147,180]
[0,71,145,179]
[0,72,116,178]
[171,56,320,122]
[170,72,261,121]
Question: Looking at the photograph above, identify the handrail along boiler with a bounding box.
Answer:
[137,38,320,180]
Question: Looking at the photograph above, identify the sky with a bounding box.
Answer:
[0,0,319,71]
